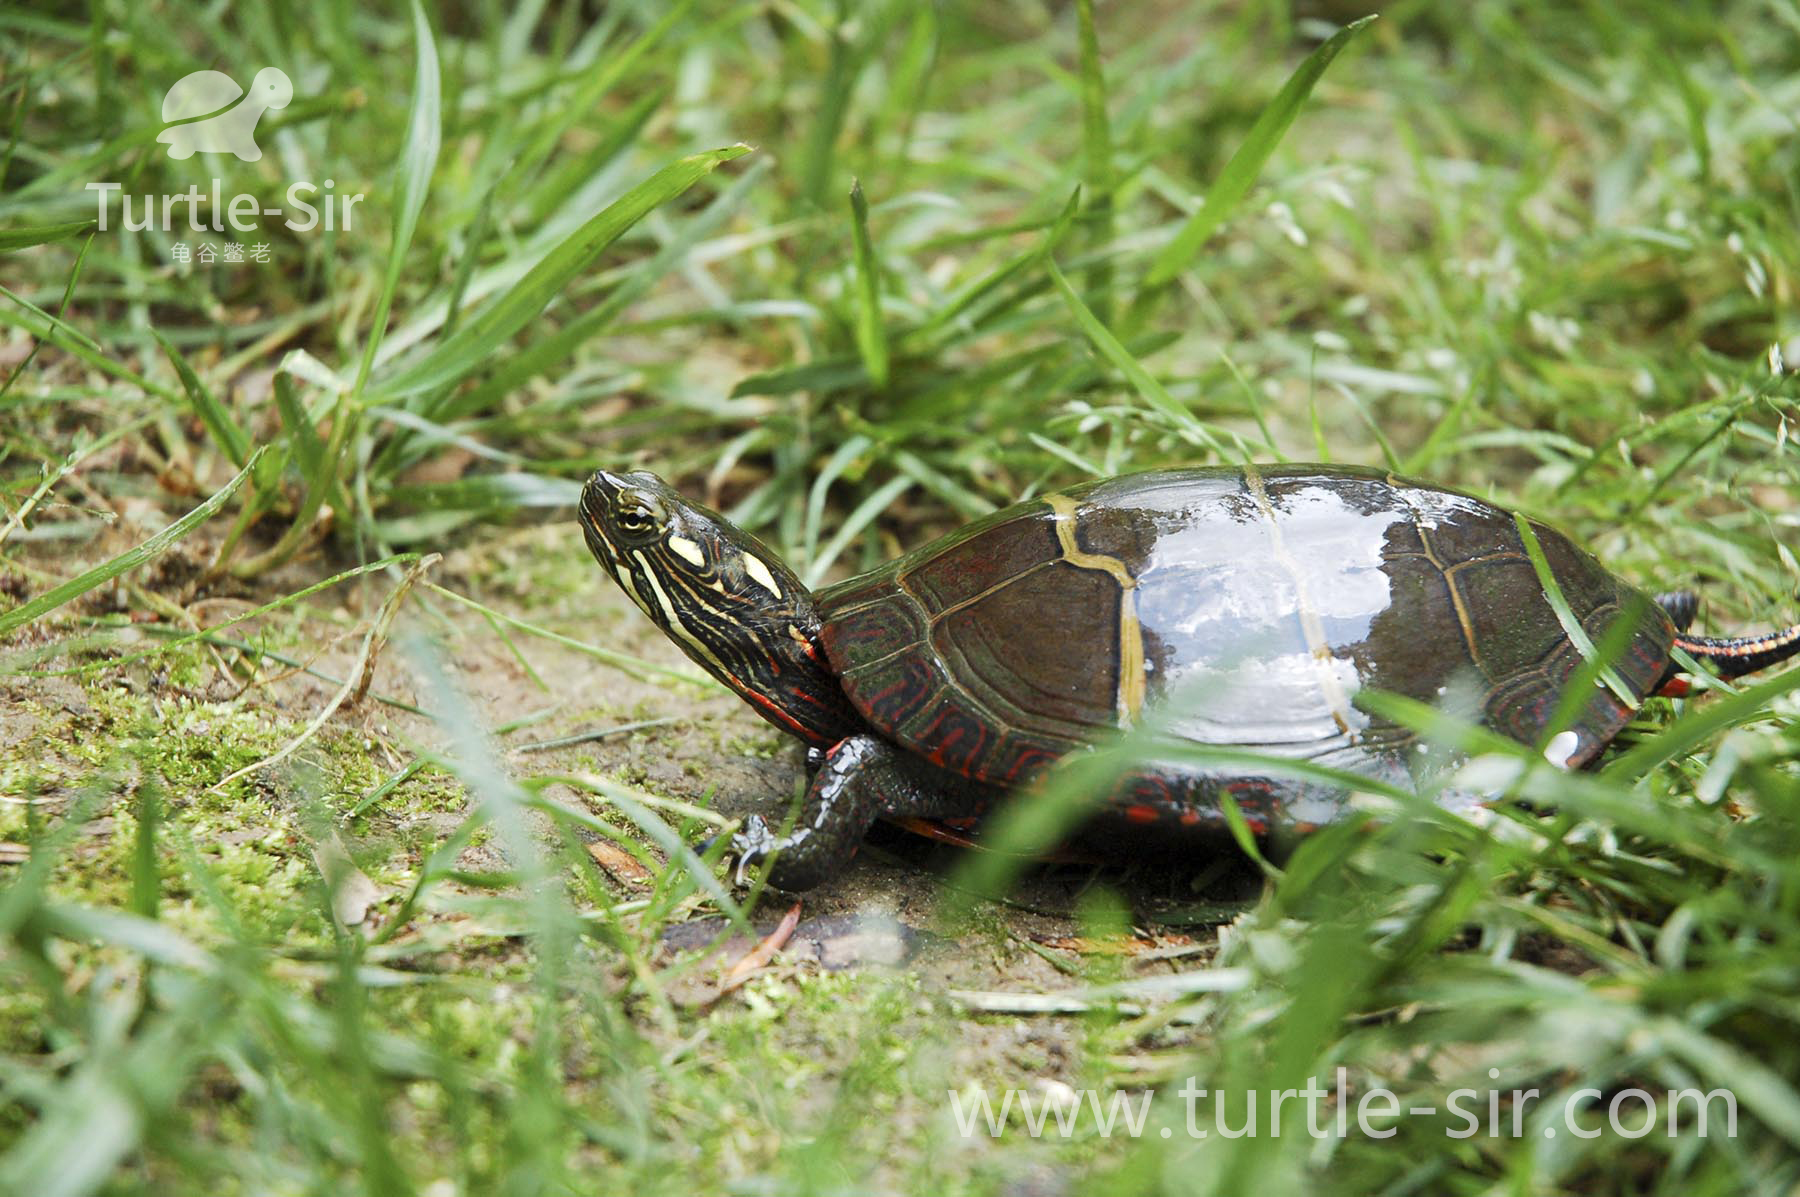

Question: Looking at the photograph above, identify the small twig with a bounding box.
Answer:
[944,968,1253,1018]
[349,557,430,706]
[513,717,681,754]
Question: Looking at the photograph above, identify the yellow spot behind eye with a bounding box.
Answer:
[742,554,781,598]
[667,535,706,567]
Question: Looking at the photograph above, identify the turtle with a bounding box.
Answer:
[157,67,293,162]
[578,464,1800,891]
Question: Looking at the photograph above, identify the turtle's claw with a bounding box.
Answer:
[727,815,779,887]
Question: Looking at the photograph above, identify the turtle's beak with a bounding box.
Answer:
[578,472,625,552]
[582,469,638,522]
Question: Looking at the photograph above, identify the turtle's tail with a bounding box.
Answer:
[1675,625,1800,679]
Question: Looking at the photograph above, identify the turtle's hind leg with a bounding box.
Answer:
[731,734,989,891]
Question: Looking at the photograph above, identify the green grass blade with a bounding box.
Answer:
[909,188,1080,344]
[422,581,710,687]
[800,18,856,207]
[373,145,751,402]
[1075,0,1114,318]
[1512,512,1637,707]
[1603,662,1800,782]
[353,0,442,396]
[130,774,161,920]
[847,180,889,388]
[0,218,95,250]
[1145,15,1376,286]
[550,781,753,935]
[1660,1018,1800,1151]
[0,449,264,637]
[802,433,872,575]
[806,473,912,585]
[444,156,770,419]
[483,0,695,222]
[383,470,581,516]
[154,330,250,468]
[1047,258,1225,455]
[0,283,174,400]
[272,372,327,481]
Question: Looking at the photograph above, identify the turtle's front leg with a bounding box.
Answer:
[731,734,986,891]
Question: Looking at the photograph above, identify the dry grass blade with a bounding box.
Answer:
[720,902,803,994]
[208,555,439,795]
[586,840,654,889]
[0,450,264,637]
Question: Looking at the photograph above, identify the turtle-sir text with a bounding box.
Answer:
[85,179,363,234]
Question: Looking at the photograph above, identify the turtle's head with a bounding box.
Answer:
[579,469,863,747]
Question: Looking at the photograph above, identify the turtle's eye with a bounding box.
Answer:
[614,489,666,539]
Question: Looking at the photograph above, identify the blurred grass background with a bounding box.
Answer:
[4,0,1800,1193]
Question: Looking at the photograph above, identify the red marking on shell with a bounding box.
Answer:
[1123,804,1160,825]
[911,705,988,777]
[1001,743,1061,785]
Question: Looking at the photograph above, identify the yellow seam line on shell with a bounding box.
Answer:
[1243,463,1353,736]
[1389,487,1487,678]
[1045,493,1146,726]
